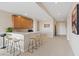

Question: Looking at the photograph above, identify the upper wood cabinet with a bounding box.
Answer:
[12,15,33,29]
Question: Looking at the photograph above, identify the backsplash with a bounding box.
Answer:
[13,28,33,32]
[13,29,28,32]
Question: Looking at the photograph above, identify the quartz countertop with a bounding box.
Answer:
[9,31,40,34]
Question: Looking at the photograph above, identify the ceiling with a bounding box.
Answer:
[0,2,73,21]
[37,2,73,21]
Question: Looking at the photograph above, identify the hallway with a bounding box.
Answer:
[30,36,74,56]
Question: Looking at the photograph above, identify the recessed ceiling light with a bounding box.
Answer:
[54,2,58,4]
[23,13,28,16]
[57,13,61,16]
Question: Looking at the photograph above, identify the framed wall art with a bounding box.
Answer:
[72,4,79,35]
[44,24,50,28]
[72,5,77,34]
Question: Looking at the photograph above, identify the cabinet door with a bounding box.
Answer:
[20,17,27,28]
[27,19,33,28]
[12,16,21,28]
[21,17,33,29]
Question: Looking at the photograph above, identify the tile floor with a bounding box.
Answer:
[28,36,74,56]
[0,35,74,56]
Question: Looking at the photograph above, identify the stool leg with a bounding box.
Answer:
[32,40,34,52]
[27,43,30,52]
[6,40,9,52]
[19,44,21,55]
[33,40,36,49]
[30,40,33,53]
[35,40,38,49]
[10,41,13,54]
[27,40,33,53]
[38,39,40,47]
[13,43,15,56]
[18,42,21,56]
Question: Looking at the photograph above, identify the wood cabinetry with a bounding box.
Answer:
[12,15,33,29]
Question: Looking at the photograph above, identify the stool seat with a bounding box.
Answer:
[13,39,20,42]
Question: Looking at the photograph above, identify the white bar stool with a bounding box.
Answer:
[12,38,21,56]
[5,34,22,56]
[5,34,13,54]
[27,35,41,53]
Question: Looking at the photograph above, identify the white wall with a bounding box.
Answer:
[39,20,54,38]
[32,19,38,32]
[56,22,66,35]
[0,10,12,48]
[0,10,12,33]
[67,3,79,55]
[33,19,41,32]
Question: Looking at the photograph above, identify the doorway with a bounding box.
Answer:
[54,21,67,36]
